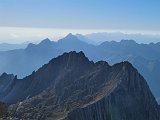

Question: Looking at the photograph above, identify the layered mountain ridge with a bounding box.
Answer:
[0,33,160,100]
[0,51,159,120]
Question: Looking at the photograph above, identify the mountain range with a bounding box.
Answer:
[79,32,160,44]
[0,51,159,120]
[0,42,28,51]
[0,33,159,101]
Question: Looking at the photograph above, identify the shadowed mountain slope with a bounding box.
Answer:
[1,51,159,120]
[0,34,159,100]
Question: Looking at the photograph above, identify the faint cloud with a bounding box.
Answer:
[10,33,20,38]
[0,26,160,44]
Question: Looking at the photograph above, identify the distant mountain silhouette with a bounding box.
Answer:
[0,33,160,100]
[0,34,94,78]
[76,34,98,45]
[82,32,160,44]
[2,51,160,120]
[0,42,28,51]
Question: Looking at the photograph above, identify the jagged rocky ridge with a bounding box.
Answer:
[2,51,159,120]
[0,73,15,100]
[0,34,160,100]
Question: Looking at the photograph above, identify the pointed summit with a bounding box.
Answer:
[65,33,76,39]
[39,38,52,45]
[26,43,36,49]
[26,38,53,51]
[57,33,88,49]
[48,51,92,68]
[59,33,79,42]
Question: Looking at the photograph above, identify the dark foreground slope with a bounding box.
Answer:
[0,73,15,100]
[2,51,159,120]
[0,102,7,117]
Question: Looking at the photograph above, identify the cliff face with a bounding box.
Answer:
[64,62,160,120]
[0,73,15,100]
[0,51,94,104]
[3,51,160,120]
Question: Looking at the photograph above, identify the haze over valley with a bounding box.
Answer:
[0,0,160,119]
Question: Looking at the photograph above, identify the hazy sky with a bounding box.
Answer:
[0,0,160,43]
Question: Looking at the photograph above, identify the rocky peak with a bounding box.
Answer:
[0,73,8,78]
[38,38,52,45]
[26,38,52,50]
[26,43,36,49]
[0,73,14,81]
[1,52,160,120]
[48,51,93,69]
[65,33,77,39]
[58,33,80,43]
[95,61,110,68]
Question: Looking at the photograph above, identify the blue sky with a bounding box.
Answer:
[0,0,160,43]
[0,0,160,30]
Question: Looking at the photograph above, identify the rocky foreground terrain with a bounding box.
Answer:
[0,51,159,120]
[0,102,7,117]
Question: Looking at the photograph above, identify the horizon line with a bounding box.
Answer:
[1,26,160,36]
